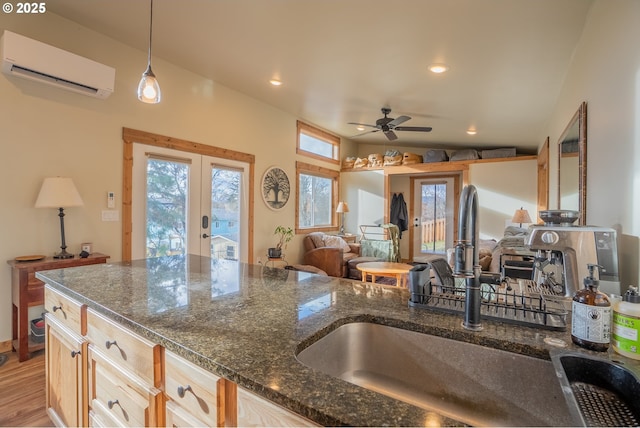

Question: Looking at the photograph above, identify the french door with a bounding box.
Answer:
[132,143,248,262]
[411,175,458,259]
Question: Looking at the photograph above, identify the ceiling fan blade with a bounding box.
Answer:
[347,122,378,129]
[394,126,433,132]
[388,115,411,127]
[384,130,398,141]
[350,129,380,138]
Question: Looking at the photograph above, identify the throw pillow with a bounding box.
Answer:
[323,235,352,252]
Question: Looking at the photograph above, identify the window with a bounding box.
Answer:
[297,121,340,164]
[296,161,339,232]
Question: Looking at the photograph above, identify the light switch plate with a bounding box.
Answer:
[101,210,119,222]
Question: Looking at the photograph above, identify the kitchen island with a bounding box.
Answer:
[36,254,628,426]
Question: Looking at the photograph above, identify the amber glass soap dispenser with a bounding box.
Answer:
[571,264,611,351]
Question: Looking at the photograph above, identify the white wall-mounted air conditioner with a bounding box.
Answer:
[1,30,115,99]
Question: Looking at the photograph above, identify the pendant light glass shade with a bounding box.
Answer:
[137,65,161,103]
[138,0,161,103]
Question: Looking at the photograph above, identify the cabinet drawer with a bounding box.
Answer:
[237,387,319,427]
[89,407,122,428]
[89,346,162,427]
[165,350,220,427]
[44,285,86,335]
[86,309,161,387]
[165,400,208,428]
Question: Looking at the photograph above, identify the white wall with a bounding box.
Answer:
[0,13,338,345]
[546,0,640,286]
[470,160,538,240]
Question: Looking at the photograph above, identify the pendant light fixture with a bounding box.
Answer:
[137,0,161,103]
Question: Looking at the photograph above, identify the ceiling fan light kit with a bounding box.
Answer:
[348,107,433,141]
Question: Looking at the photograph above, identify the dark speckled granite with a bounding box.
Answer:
[36,255,639,427]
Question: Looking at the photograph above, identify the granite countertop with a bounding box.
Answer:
[36,255,636,426]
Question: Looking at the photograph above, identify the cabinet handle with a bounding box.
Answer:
[177,385,192,398]
[107,399,119,409]
[71,350,81,358]
[52,305,62,312]
[105,340,117,349]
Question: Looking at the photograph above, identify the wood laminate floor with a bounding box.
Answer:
[0,350,52,427]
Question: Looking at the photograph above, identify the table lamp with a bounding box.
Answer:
[35,177,84,259]
[336,201,349,234]
[512,207,532,228]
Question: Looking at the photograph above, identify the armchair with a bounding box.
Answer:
[303,232,361,277]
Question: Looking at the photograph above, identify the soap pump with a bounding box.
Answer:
[612,286,640,360]
[571,263,611,352]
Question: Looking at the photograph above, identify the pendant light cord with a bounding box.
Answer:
[147,0,153,66]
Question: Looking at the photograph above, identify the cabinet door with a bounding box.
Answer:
[237,387,318,427]
[46,314,87,428]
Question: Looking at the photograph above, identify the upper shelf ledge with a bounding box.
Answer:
[340,154,537,174]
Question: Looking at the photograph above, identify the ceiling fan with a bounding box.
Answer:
[348,107,433,141]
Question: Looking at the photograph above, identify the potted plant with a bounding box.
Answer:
[268,226,294,258]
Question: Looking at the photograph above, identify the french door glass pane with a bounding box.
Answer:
[146,158,188,258]
[299,173,332,227]
[210,167,241,260]
[421,183,447,254]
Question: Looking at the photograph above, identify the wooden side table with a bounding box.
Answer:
[337,234,357,243]
[357,261,414,287]
[7,253,109,361]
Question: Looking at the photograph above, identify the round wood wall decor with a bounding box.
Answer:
[261,166,290,210]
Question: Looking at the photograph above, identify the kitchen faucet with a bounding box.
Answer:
[453,185,482,331]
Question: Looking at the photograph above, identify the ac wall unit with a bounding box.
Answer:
[0,30,115,99]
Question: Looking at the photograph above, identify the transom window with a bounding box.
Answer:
[296,161,339,232]
[297,121,340,164]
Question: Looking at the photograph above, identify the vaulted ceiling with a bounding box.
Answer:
[47,0,593,151]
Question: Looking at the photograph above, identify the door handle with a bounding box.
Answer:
[202,215,209,229]
[202,233,210,238]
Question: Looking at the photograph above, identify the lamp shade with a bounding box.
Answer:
[35,177,84,208]
[336,201,349,213]
[512,207,532,225]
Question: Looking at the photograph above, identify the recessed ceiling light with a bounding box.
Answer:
[356,126,365,131]
[429,64,449,74]
[269,79,282,86]
[466,129,477,135]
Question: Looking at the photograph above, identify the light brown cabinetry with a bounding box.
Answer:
[44,286,88,428]
[164,350,223,427]
[45,316,87,427]
[236,386,318,427]
[88,345,163,427]
[44,284,318,427]
[9,253,108,361]
[86,309,163,427]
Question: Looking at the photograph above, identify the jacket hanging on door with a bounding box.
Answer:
[390,193,408,238]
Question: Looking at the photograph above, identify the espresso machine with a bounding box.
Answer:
[526,211,620,297]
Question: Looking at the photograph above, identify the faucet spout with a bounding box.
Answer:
[454,185,482,331]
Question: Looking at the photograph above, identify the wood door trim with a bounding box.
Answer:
[122,128,255,262]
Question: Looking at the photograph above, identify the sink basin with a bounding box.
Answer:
[297,322,572,426]
[551,352,640,427]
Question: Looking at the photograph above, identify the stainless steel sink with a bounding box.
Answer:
[297,322,572,426]
[551,352,640,427]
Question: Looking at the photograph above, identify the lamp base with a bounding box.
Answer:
[54,250,74,259]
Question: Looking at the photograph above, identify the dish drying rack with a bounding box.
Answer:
[409,278,568,331]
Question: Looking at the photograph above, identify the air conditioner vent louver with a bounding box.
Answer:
[10,64,100,95]
[1,30,115,99]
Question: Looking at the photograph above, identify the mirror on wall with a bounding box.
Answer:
[558,101,587,225]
